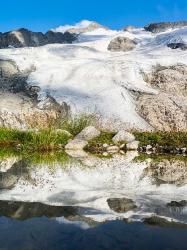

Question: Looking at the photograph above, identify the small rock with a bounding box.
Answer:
[107,198,137,213]
[76,126,100,141]
[112,131,135,143]
[120,144,126,150]
[103,152,109,157]
[65,139,88,150]
[146,145,152,151]
[103,143,109,148]
[126,141,139,151]
[107,146,119,154]
[120,150,126,155]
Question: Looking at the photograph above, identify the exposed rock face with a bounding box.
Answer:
[149,64,187,96]
[138,64,187,131]
[0,59,70,129]
[137,93,187,131]
[0,28,77,49]
[107,198,137,213]
[143,160,187,186]
[167,42,187,50]
[108,37,137,52]
[145,21,187,33]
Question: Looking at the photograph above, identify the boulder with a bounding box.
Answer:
[112,130,135,143]
[144,21,187,33]
[126,141,139,150]
[65,139,88,150]
[108,37,137,52]
[107,198,137,213]
[76,126,100,141]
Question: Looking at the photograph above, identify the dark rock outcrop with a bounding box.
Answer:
[107,198,137,213]
[0,28,77,49]
[145,21,187,33]
[167,42,187,50]
[108,37,137,52]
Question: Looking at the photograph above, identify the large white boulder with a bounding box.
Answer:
[112,131,135,143]
[76,126,100,141]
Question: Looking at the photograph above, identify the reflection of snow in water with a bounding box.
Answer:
[0,152,187,223]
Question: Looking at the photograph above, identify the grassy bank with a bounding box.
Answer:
[0,127,71,152]
[134,131,187,148]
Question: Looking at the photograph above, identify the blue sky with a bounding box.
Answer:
[1,0,187,32]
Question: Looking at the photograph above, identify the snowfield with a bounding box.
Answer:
[0,21,187,130]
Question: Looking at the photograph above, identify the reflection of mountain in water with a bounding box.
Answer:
[0,159,29,189]
[143,159,187,186]
[0,153,186,224]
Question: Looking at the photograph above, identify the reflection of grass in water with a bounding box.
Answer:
[0,148,75,168]
[0,148,19,160]
[134,153,187,163]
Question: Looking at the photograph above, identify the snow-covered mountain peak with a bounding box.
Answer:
[52,20,108,34]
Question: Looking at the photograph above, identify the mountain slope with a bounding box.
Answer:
[0,21,187,130]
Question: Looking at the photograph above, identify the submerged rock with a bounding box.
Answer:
[108,37,137,52]
[65,139,88,150]
[107,198,137,213]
